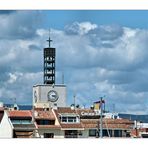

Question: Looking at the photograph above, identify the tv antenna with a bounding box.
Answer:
[46,29,52,48]
[62,72,64,84]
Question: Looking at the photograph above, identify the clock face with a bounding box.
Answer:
[34,91,37,103]
[47,90,59,102]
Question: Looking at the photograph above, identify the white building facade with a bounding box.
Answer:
[33,84,66,108]
[0,111,13,138]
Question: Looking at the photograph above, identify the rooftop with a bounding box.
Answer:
[8,110,32,118]
[81,118,134,129]
[57,107,100,114]
[34,110,55,120]
[60,123,84,130]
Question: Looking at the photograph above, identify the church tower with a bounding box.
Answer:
[33,30,66,109]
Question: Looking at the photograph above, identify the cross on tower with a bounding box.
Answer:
[46,29,52,47]
[47,37,52,48]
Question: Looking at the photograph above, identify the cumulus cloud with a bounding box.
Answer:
[65,21,97,35]
[0,11,42,39]
[0,11,44,104]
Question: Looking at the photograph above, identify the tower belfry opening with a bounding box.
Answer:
[43,31,56,84]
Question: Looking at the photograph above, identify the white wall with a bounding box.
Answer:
[33,84,66,108]
[137,122,148,129]
[80,129,100,138]
[81,130,89,138]
[0,111,13,138]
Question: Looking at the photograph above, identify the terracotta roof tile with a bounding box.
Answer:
[60,123,84,129]
[81,119,134,124]
[34,110,55,120]
[57,107,96,114]
[81,119,134,129]
[77,109,99,114]
[8,110,32,118]
[57,107,77,114]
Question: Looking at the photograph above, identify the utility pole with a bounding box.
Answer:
[14,98,16,104]
[10,98,16,105]
[100,97,103,138]
[62,72,64,84]
[113,103,115,113]
[73,94,76,110]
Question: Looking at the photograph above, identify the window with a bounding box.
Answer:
[89,129,97,137]
[68,117,77,122]
[44,133,54,138]
[102,130,108,137]
[60,115,79,123]
[114,130,122,137]
[102,130,112,137]
[11,119,32,124]
[61,117,67,122]
[108,130,112,137]
[36,120,55,125]
[65,130,78,138]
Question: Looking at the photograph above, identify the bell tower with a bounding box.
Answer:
[33,30,66,109]
[43,32,56,84]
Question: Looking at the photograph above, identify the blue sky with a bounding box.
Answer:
[1,10,148,114]
[43,10,148,29]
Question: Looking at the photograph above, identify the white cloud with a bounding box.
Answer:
[8,73,17,84]
[65,21,97,35]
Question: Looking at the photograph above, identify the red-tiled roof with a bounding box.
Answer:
[56,107,99,114]
[34,110,55,120]
[57,107,102,114]
[56,107,77,114]
[81,118,134,124]
[8,110,32,118]
[60,123,84,129]
[76,109,99,114]
[81,119,134,129]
